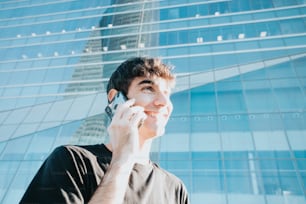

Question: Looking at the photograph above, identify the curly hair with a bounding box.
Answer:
[106,57,175,98]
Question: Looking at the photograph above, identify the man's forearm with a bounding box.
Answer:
[88,160,134,204]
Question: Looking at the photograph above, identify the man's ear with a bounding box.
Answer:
[107,89,118,103]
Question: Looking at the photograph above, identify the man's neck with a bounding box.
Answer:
[105,139,152,165]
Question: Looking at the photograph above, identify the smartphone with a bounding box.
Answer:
[105,92,127,120]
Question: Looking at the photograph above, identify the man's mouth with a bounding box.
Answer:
[145,111,157,117]
[145,111,168,118]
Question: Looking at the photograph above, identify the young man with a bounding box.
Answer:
[20,57,189,204]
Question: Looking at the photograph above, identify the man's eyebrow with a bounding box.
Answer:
[137,79,154,86]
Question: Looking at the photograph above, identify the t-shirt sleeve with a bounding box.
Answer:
[20,146,87,204]
[178,181,190,204]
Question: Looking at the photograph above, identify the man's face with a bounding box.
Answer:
[126,76,173,139]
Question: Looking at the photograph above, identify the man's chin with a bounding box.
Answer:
[143,127,165,139]
[154,128,166,138]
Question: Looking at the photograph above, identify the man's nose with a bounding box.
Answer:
[154,92,169,106]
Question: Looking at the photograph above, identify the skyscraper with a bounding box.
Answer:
[0,0,305,203]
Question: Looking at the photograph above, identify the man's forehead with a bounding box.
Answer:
[133,76,173,87]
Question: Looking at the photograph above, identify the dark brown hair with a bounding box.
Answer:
[106,57,175,97]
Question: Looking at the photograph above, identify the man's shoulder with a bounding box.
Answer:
[49,144,111,161]
[152,163,183,184]
[46,144,111,172]
[52,144,99,154]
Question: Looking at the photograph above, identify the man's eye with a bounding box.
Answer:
[142,86,154,92]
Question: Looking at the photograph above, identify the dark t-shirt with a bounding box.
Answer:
[20,144,189,204]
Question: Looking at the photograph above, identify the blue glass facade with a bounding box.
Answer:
[0,0,305,203]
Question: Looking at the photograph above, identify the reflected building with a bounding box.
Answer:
[66,0,159,145]
[100,0,159,77]
[63,25,107,145]
[65,28,104,94]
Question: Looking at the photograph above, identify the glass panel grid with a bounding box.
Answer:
[0,0,305,203]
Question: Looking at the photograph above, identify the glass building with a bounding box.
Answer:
[0,0,305,203]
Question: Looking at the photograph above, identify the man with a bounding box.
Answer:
[20,57,189,204]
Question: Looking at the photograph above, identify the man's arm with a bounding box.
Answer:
[88,158,134,204]
[89,98,146,204]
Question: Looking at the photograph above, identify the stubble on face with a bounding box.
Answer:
[127,77,173,139]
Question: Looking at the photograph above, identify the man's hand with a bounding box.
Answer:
[107,98,147,164]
